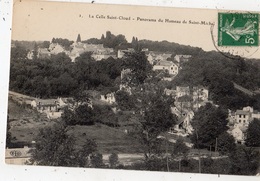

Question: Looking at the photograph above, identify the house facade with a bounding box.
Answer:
[31,99,62,119]
[174,54,192,63]
[231,125,247,144]
[146,52,172,65]
[153,61,178,75]
[117,48,135,58]
[235,110,252,126]
[100,93,116,104]
[176,86,190,98]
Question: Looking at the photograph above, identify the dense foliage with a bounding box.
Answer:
[132,89,177,159]
[51,38,74,50]
[9,47,122,98]
[245,119,260,147]
[122,51,153,86]
[83,31,127,49]
[190,103,229,149]
[9,36,260,175]
[172,51,260,110]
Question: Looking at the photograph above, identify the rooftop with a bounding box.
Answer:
[236,110,250,115]
[155,60,174,66]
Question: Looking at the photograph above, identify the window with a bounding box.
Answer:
[171,67,173,70]
[239,115,241,118]
[244,115,246,118]
[239,120,241,123]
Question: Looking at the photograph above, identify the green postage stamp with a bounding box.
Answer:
[218,13,259,46]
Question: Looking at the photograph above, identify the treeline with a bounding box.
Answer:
[51,38,74,50]
[124,146,259,175]
[9,47,122,98]
[62,104,120,127]
[171,51,260,110]
[83,31,204,55]
[12,40,51,50]
[138,39,203,55]
[82,31,127,49]
[28,120,260,175]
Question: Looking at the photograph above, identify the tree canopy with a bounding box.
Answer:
[245,119,260,147]
[132,90,177,159]
[122,51,152,86]
[190,103,229,149]
[29,123,99,167]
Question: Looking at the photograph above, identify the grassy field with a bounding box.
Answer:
[8,97,142,153]
[67,124,143,154]
[8,98,57,144]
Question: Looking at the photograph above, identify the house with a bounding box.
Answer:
[192,87,209,110]
[120,68,132,94]
[31,99,58,112]
[117,48,135,58]
[153,61,178,75]
[49,43,68,55]
[241,106,260,119]
[31,99,63,119]
[176,86,190,98]
[92,53,117,61]
[100,93,116,104]
[27,51,34,60]
[5,146,31,165]
[38,48,51,59]
[171,106,182,117]
[69,42,115,61]
[174,55,192,63]
[164,88,177,98]
[146,52,172,65]
[235,110,251,126]
[229,106,260,128]
[228,109,236,125]
[170,107,194,134]
[192,87,209,102]
[46,111,63,119]
[231,125,247,144]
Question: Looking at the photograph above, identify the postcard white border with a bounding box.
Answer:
[1,1,260,181]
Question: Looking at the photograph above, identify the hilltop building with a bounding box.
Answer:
[117,48,135,58]
[228,106,260,144]
[147,52,172,65]
[174,54,192,64]
[100,92,116,104]
[153,61,179,75]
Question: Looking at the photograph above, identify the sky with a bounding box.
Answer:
[1,1,260,181]
[11,0,260,58]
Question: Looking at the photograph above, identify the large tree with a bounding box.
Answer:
[190,103,229,149]
[245,119,260,147]
[133,90,177,160]
[109,152,119,168]
[29,123,98,167]
[122,51,152,86]
[229,145,260,175]
[217,132,236,155]
[115,90,135,111]
[29,123,77,166]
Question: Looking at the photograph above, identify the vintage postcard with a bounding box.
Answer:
[5,0,260,178]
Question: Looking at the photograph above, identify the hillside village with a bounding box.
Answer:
[7,32,260,174]
[17,34,259,144]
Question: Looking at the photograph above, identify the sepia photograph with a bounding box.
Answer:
[3,0,260,179]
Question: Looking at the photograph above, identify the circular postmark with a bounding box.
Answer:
[210,11,260,59]
[10,150,22,157]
